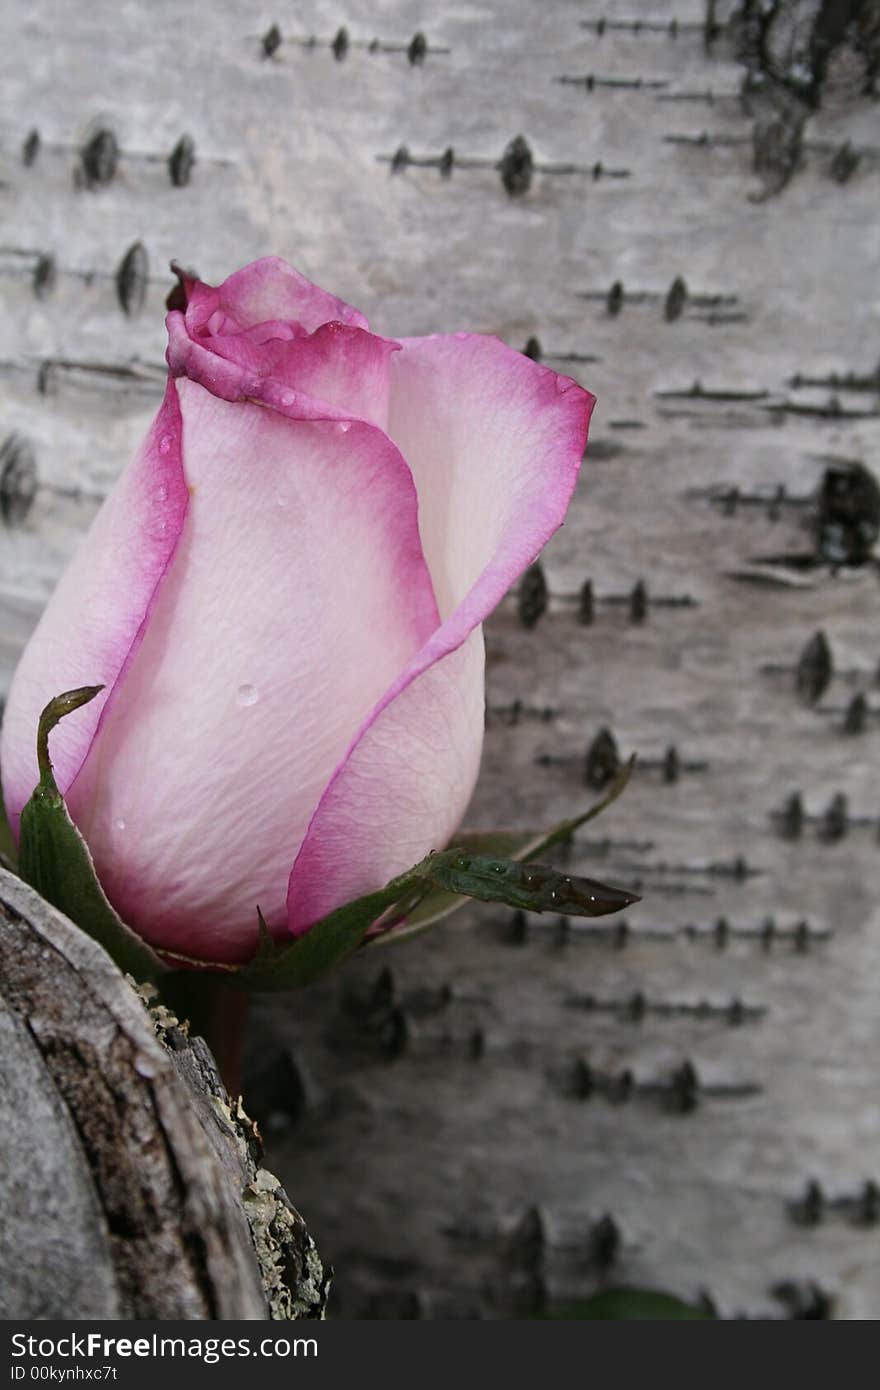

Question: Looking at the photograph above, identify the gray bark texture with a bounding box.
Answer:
[0,869,327,1320]
[1,0,880,1319]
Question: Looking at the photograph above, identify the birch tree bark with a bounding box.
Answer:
[1,0,879,1319]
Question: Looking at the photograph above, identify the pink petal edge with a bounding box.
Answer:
[0,382,189,836]
[168,315,401,431]
[181,256,370,337]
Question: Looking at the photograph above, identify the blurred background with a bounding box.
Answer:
[2,0,879,1318]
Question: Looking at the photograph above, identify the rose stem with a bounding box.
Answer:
[157,971,250,1099]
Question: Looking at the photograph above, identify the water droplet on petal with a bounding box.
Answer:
[276,490,289,508]
[237,683,259,707]
[158,434,173,456]
[156,484,168,502]
[555,374,573,393]
[333,420,352,434]
[280,389,296,407]
[114,817,126,831]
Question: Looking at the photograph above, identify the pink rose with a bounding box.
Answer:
[1,258,593,963]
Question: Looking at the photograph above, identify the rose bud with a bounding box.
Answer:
[1,258,594,964]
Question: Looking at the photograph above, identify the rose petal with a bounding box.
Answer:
[168,256,395,429]
[65,378,439,964]
[205,321,401,430]
[0,382,188,834]
[183,256,369,337]
[287,334,594,932]
[167,314,398,431]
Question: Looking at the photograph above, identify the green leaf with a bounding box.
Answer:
[18,687,167,982]
[369,756,637,947]
[545,1287,715,1320]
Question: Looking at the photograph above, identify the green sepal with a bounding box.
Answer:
[417,853,638,916]
[253,905,276,960]
[507,753,637,860]
[543,1287,714,1320]
[238,834,637,992]
[233,858,442,992]
[369,755,637,947]
[12,691,637,994]
[17,687,168,982]
[0,772,16,872]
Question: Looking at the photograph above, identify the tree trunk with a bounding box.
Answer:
[0,868,327,1320]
